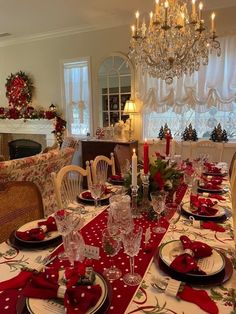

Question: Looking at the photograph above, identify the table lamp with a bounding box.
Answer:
[123,100,137,141]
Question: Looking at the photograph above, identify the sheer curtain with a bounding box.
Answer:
[138,36,236,139]
[64,59,91,136]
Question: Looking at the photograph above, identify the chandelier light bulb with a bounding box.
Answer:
[128,0,221,84]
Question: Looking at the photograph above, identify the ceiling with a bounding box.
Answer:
[0,0,235,44]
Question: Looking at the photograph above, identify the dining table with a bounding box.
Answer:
[0,177,235,314]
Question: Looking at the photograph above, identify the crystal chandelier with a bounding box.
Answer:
[129,0,221,84]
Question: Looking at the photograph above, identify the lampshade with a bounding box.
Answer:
[123,100,137,113]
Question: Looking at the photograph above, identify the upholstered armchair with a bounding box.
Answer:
[0,147,74,216]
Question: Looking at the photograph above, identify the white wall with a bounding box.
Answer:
[0,25,130,134]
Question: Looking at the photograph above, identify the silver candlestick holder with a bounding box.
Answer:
[140,171,150,212]
[131,185,141,218]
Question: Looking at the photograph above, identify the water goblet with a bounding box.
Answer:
[122,225,143,286]
[150,191,167,234]
[54,209,81,261]
[109,194,134,235]
[102,228,122,281]
[89,183,103,209]
[165,202,181,239]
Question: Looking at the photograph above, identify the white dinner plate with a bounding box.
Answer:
[26,272,108,314]
[15,218,60,244]
[159,240,225,277]
[182,201,225,219]
[79,190,111,202]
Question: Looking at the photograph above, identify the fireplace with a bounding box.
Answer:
[0,119,55,159]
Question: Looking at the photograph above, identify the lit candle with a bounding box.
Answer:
[149,11,153,27]
[211,12,215,32]
[165,130,171,156]
[143,138,149,174]
[199,2,203,21]
[155,0,159,15]
[135,11,140,30]
[192,0,196,17]
[164,1,169,24]
[131,25,135,37]
[132,149,138,186]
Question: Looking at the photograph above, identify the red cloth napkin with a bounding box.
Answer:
[209,194,226,201]
[110,174,123,181]
[200,182,222,190]
[204,163,221,174]
[190,194,218,216]
[16,227,46,241]
[170,236,212,274]
[0,270,32,290]
[202,177,223,185]
[178,285,219,314]
[81,191,93,199]
[202,221,225,232]
[15,216,57,241]
[23,268,102,314]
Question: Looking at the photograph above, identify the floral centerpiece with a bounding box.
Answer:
[124,153,182,208]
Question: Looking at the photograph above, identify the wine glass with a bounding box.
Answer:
[89,183,103,209]
[102,228,122,281]
[54,209,81,261]
[122,226,143,286]
[165,202,181,239]
[150,191,167,234]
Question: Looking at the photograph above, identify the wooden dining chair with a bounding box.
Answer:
[0,181,44,242]
[52,162,92,208]
[91,153,116,184]
[229,151,236,178]
[191,140,224,162]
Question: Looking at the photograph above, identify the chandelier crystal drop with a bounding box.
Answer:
[129,0,221,84]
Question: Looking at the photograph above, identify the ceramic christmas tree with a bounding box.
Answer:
[210,127,217,142]
[222,129,229,142]
[158,126,165,140]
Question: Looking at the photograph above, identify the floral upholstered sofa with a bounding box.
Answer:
[0,147,74,216]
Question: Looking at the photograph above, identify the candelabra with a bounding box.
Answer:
[131,185,141,218]
[140,172,150,212]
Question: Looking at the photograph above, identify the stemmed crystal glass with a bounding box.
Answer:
[165,202,181,239]
[102,227,122,281]
[122,226,143,286]
[109,194,134,235]
[150,191,167,234]
[54,209,82,263]
[89,183,103,209]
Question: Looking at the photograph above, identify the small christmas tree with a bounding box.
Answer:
[222,129,229,142]
[181,127,189,141]
[210,127,217,142]
[192,128,198,141]
[158,126,165,140]
[181,124,198,141]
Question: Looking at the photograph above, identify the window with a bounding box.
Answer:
[63,58,91,136]
[139,36,236,140]
[98,54,133,126]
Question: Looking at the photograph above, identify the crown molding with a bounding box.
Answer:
[0,22,126,48]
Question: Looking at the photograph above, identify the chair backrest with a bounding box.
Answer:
[8,139,42,159]
[114,144,131,174]
[229,151,236,178]
[91,153,116,184]
[0,181,44,242]
[0,147,75,216]
[61,137,79,150]
[191,140,223,162]
[52,162,92,208]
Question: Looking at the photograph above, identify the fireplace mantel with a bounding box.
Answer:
[0,119,55,146]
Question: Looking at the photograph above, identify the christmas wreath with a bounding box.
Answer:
[5,71,34,109]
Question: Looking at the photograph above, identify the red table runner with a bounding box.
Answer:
[0,184,187,314]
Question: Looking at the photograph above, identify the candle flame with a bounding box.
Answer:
[199,2,203,10]
[211,12,215,20]
[192,0,196,4]
[135,11,140,19]
[133,148,136,153]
